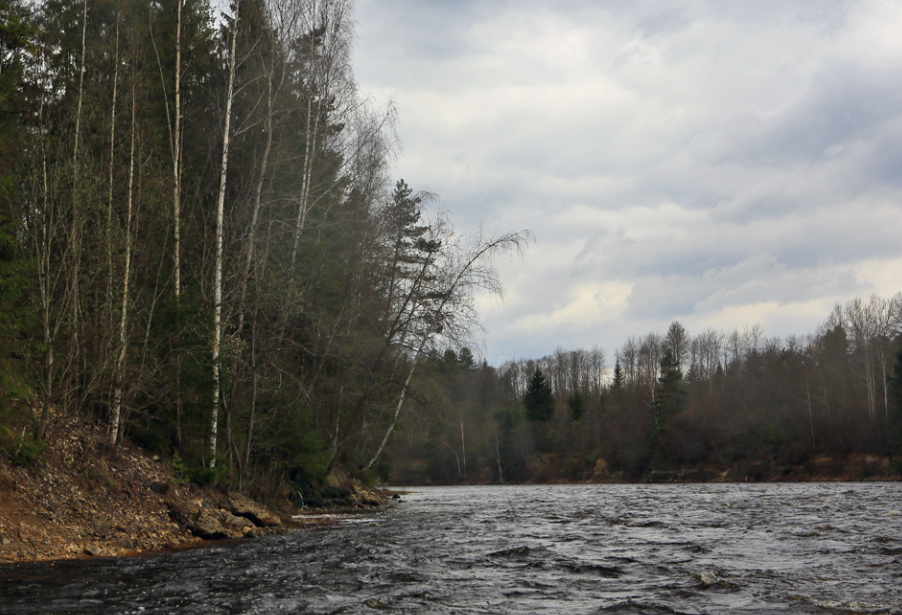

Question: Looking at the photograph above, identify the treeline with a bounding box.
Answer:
[388,293,902,484]
[0,0,526,498]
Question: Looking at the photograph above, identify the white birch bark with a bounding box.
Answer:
[111,76,137,447]
[36,56,57,442]
[210,0,240,468]
[173,0,182,300]
[69,0,88,365]
[361,229,530,472]
[105,17,119,330]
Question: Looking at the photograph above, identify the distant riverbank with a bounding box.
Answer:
[388,451,901,486]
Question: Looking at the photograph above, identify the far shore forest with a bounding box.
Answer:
[2,0,902,499]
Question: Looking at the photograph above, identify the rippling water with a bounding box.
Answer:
[2,482,901,614]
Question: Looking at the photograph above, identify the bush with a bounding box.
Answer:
[171,451,230,488]
[6,435,47,467]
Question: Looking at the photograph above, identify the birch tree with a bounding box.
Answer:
[110,59,138,446]
[209,0,240,468]
[360,225,530,472]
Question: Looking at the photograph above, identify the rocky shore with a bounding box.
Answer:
[0,417,386,564]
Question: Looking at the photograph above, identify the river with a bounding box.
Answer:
[1,482,901,614]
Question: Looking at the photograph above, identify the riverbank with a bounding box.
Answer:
[390,451,902,486]
[0,416,386,564]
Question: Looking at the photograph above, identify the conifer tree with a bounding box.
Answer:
[612,361,624,388]
[524,367,554,422]
[568,389,585,422]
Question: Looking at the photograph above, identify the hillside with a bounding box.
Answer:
[0,414,386,564]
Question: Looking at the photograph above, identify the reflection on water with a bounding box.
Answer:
[1,483,901,614]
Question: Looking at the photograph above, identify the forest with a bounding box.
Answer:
[2,0,902,500]
[0,0,527,499]
[388,294,902,485]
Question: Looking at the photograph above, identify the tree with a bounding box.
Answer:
[890,348,902,459]
[568,389,585,423]
[524,367,554,422]
[458,346,475,369]
[359,222,530,472]
[612,361,624,388]
[665,321,689,373]
[653,349,685,433]
[208,0,241,469]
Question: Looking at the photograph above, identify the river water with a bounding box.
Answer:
[1,483,901,614]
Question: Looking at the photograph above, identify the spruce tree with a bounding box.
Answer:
[524,368,554,422]
[568,390,585,422]
[612,361,624,388]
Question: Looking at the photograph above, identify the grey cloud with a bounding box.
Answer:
[625,255,866,321]
[356,0,902,360]
[705,61,902,169]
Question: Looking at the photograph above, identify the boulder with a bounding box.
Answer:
[227,492,282,527]
[191,510,229,539]
[214,509,256,532]
[351,485,386,507]
[592,458,610,480]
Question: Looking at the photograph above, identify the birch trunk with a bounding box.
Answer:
[173,0,182,300]
[105,18,119,330]
[806,378,815,448]
[68,0,88,376]
[210,0,240,468]
[460,414,467,479]
[494,433,504,484]
[359,230,528,472]
[36,58,56,442]
[360,358,417,472]
[289,93,319,273]
[111,77,137,447]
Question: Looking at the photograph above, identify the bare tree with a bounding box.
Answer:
[361,226,531,472]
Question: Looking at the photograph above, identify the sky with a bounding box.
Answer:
[353,0,902,366]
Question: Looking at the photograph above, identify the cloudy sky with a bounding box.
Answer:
[353,0,902,365]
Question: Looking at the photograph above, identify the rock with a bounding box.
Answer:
[214,509,255,532]
[592,458,610,480]
[699,570,718,586]
[351,485,386,507]
[191,510,229,539]
[227,493,281,527]
[84,545,101,557]
[1,538,11,546]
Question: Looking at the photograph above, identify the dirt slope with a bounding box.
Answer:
[0,416,201,563]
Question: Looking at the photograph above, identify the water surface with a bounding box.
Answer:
[1,483,901,613]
